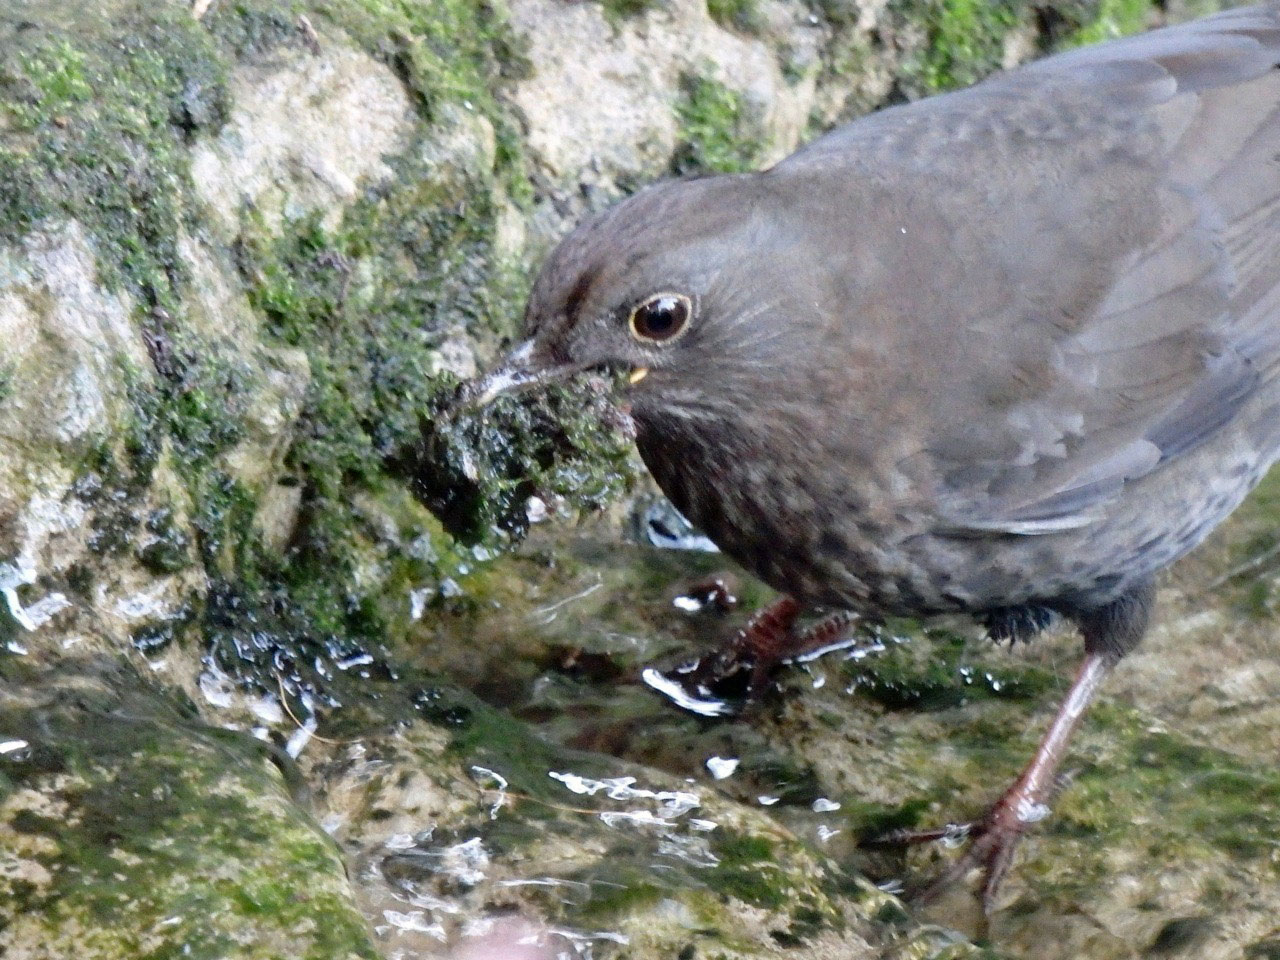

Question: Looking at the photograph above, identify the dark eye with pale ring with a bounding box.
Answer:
[629,293,691,343]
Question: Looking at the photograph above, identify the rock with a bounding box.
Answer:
[191,42,415,237]
[0,222,145,455]
[0,661,379,960]
[308,684,986,960]
[508,0,793,180]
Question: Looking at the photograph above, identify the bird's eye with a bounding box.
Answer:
[629,293,691,343]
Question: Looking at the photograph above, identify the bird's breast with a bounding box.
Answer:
[632,408,953,616]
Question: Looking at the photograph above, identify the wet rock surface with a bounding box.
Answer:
[0,658,376,959]
[3,1,1275,959]
[393,501,1280,959]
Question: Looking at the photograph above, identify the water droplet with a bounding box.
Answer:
[1016,798,1051,823]
[385,833,417,851]
[641,667,734,717]
[705,756,739,779]
[525,495,549,523]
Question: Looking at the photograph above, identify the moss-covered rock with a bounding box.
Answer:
[308,678,999,960]
[671,72,768,174]
[0,658,377,959]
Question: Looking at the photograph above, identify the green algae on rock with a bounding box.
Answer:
[0,0,633,951]
[0,660,378,960]
[671,71,768,175]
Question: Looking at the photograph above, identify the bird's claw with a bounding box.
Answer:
[912,814,1025,914]
[646,597,868,715]
[862,820,977,850]
[862,792,1039,914]
[644,595,804,714]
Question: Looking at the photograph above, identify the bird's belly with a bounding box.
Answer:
[637,420,1272,619]
[636,425,955,616]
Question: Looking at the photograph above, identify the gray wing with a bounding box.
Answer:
[779,3,1280,536]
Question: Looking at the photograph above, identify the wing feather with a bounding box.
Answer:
[782,4,1280,536]
[944,6,1280,534]
[770,5,1280,537]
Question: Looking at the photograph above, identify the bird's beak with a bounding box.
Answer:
[454,339,577,413]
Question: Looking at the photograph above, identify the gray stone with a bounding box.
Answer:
[192,43,414,237]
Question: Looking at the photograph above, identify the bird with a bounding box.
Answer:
[455,3,1280,912]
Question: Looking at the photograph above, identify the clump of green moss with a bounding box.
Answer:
[895,0,1024,95]
[0,3,229,298]
[842,626,1055,711]
[1200,467,1280,617]
[707,833,792,909]
[671,72,766,175]
[306,0,534,199]
[1063,0,1153,46]
[10,38,92,124]
[812,0,1162,113]
[416,383,635,544]
[707,0,764,34]
[842,795,936,838]
[1059,718,1280,855]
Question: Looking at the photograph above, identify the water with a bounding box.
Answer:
[342,517,1065,954]
[369,498,1280,957]
[12,492,1280,958]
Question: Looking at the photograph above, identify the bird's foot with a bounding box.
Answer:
[642,597,860,714]
[863,652,1116,916]
[642,596,800,714]
[863,779,1055,914]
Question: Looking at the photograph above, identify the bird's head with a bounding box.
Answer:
[457,173,797,417]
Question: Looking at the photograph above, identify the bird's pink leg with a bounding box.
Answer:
[725,598,864,698]
[868,651,1117,912]
[727,595,801,698]
[651,596,861,708]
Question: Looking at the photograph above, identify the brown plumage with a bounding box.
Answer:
[460,4,1280,910]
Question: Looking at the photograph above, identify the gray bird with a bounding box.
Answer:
[459,4,1280,909]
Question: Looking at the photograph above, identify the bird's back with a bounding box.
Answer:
[770,4,1280,523]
